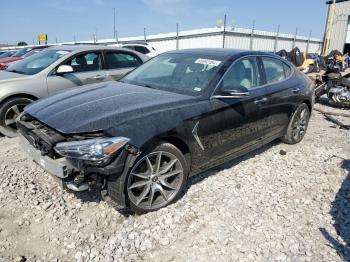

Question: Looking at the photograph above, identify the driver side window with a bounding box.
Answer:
[64,52,102,73]
[222,57,258,90]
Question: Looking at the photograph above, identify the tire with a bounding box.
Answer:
[280,103,310,145]
[123,142,188,214]
[0,97,33,138]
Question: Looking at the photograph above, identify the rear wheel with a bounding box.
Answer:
[280,103,310,144]
[0,97,33,138]
[126,142,188,213]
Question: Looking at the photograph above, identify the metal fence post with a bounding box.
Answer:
[292,27,298,49]
[249,20,255,51]
[273,24,280,52]
[176,23,179,50]
[306,30,312,54]
[222,14,227,48]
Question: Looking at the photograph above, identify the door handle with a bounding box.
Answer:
[292,87,300,94]
[93,75,105,80]
[254,97,268,105]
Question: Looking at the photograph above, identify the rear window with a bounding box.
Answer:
[123,45,150,54]
[262,57,286,84]
[283,63,292,78]
[105,51,142,69]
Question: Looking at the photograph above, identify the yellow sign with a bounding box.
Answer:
[38,34,47,42]
[216,19,223,26]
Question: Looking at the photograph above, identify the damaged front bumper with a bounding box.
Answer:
[20,133,140,208]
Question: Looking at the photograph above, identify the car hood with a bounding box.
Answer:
[0,70,30,82]
[25,81,211,147]
[0,57,22,63]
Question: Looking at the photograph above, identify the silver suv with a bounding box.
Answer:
[0,45,148,137]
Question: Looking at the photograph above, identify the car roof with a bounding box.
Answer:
[166,48,278,58]
[46,45,135,52]
[43,45,149,61]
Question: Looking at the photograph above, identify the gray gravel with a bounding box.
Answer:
[0,110,349,262]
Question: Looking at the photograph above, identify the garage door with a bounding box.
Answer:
[346,16,350,43]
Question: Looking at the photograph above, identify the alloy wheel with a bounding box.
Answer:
[292,107,309,141]
[4,104,26,132]
[127,151,184,210]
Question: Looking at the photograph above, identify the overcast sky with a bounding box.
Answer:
[0,0,328,45]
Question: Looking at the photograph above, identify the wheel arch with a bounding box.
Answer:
[0,93,38,107]
[141,135,192,170]
[302,99,312,112]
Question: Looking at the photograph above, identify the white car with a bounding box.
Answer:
[0,45,148,137]
[121,44,158,57]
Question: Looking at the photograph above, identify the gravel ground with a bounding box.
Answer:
[0,110,349,262]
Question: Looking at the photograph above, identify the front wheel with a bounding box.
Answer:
[0,97,33,138]
[126,142,188,213]
[280,103,310,144]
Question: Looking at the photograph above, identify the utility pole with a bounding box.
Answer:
[222,14,227,48]
[144,27,147,42]
[323,0,336,55]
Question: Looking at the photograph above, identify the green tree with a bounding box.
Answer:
[17,41,28,46]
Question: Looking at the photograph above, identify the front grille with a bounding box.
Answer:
[17,114,66,158]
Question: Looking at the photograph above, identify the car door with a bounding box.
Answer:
[258,56,299,137]
[195,56,270,164]
[46,51,107,94]
[103,50,143,81]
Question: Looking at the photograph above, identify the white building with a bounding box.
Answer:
[66,27,323,54]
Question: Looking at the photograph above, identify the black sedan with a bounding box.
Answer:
[17,49,314,213]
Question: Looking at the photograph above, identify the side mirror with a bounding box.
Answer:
[56,65,73,75]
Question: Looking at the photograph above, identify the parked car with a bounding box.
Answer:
[121,43,158,57]
[0,46,50,70]
[17,49,314,213]
[0,50,16,59]
[0,45,148,137]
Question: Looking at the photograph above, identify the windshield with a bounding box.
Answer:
[0,51,15,59]
[122,53,225,95]
[6,49,71,75]
[23,50,41,58]
[12,48,31,57]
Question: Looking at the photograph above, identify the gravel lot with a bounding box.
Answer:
[0,109,349,262]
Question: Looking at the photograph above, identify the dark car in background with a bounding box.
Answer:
[18,49,314,213]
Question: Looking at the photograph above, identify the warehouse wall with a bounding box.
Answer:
[2,27,322,54]
[144,28,322,54]
[326,1,350,52]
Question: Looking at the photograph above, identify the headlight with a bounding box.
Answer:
[54,137,130,161]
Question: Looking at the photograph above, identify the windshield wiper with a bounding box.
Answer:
[142,84,154,88]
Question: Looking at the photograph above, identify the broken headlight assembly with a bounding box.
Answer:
[54,137,130,162]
